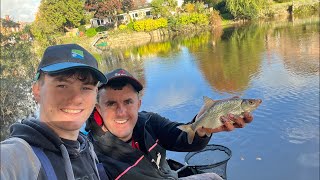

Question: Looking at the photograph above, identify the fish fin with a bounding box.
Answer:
[203,96,216,107]
[177,124,196,144]
[196,96,216,121]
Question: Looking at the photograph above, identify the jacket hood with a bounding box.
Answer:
[10,117,62,152]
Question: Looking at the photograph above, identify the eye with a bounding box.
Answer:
[249,100,254,105]
[124,99,133,105]
[82,87,93,90]
[106,102,115,107]
[57,85,66,88]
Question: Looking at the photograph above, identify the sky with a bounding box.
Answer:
[1,0,41,22]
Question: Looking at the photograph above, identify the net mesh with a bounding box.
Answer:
[185,144,232,179]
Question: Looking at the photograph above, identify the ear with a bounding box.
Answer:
[95,103,101,115]
[138,99,142,109]
[32,82,41,103]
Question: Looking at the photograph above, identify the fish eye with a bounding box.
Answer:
[249,100,254,105]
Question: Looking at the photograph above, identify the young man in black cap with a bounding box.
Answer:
[86,68,254,180]
[1,44,108,180]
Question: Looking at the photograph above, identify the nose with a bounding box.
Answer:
[116,104,126,116]
[68,89,83,105]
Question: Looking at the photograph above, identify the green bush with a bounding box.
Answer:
[127,22,134,30]
[95,26,107,32]
[85,28,97,37]
[273,0,292,3]
[78,25,86,32]
[119,24,127,30]
[133,18,168,32]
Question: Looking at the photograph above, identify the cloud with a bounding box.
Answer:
[1,0,40,22]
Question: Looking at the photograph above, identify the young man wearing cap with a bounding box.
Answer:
[86,68,253,180]
[1,44,108,180]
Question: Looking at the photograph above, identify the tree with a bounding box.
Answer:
[32,0,85,34]
[30,0,86,56]
[151,0,177,17]
[225,0,268,19]
[85,0,123,28]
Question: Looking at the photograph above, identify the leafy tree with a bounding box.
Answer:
[225,0,268,19]
[33,0,85,33]
[85,0,123,28]
[151,0,177,17]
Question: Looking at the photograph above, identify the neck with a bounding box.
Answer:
[44,122,79,141]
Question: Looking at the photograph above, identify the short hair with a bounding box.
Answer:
[97,79,140,102]
[37,69,99,86]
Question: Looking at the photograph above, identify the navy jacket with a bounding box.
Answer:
[88,111,211,180]
[1,118,101,180]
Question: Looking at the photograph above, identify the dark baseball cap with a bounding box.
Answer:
[99,68,143,92]
[36,44,107,83]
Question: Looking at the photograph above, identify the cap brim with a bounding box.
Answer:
[40,62,107,83]
[99,76,143,92]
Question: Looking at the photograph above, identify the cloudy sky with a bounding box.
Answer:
[1,0,41,22]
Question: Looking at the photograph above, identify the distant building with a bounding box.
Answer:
[90,6,152,28]
[1,15,28,35]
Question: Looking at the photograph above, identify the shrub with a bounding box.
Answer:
[210,10,222,29]
[119,24,127,30]
[78,25,86,33]
[95,26,107,32]
[133,18,168,32]
[85,28,97,37]
[127,22,134,30]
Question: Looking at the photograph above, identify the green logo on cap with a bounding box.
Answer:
[72,49,84,59]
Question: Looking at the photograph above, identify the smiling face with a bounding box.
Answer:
[96,83,141,142]
[32,71,98,140]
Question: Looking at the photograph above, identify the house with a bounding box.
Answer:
[90,6,152,28]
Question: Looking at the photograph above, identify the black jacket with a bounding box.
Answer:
[88,111,211,180]
[1,118,100,180]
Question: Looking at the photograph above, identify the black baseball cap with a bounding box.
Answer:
[36,44,107,83]
[99,68,143,92]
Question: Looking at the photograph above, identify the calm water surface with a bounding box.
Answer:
[1,18,319,180]
[100,18,319,180]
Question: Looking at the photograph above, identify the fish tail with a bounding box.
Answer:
[177,124,196,144]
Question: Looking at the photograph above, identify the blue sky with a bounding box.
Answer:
[1,0,40,22]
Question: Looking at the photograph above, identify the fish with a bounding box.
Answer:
[177,96,262,144]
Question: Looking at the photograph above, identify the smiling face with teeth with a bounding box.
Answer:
[96,83,141,142]
[32,71,98,140]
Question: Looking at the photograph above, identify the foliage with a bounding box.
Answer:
[273,0,292,2]
[133,18,168,32]
[119,24,128,30]
[30,0,86,54]
[127,22,135,30]
[194,2,206,13]
[85,27,97,37]
[184,3,196,13]
[95,26,107,32]
[293,3,320,17]
[210,10,222,29]
[226,0,268,19]
[178,13,209,26]
[151,0,177,17]
[78,25,86,32]
[85,0,122,18]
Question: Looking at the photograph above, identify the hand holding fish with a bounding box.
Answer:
[196,111,254,136]
[178,96,262,144]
